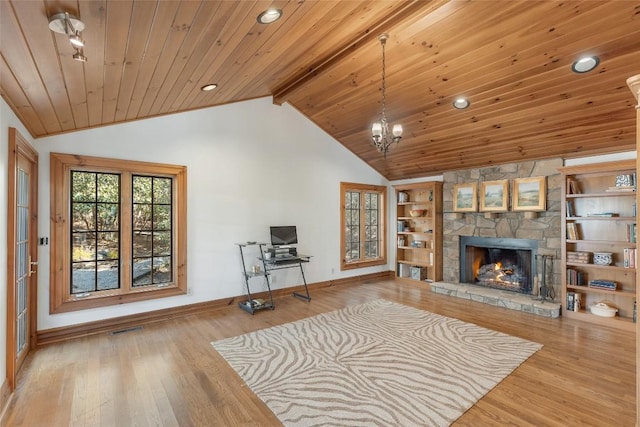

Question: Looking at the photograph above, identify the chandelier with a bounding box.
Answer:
[371,33,402,157]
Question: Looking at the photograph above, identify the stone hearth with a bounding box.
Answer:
[431,281,560,318]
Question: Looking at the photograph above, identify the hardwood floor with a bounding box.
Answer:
[1,279,636,426]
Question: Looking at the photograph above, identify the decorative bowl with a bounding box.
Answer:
[409,209,425,217]
[590,302,617,317]
[411,240,426,248]
[593,252,613,266]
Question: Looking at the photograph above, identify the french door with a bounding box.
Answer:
[6,128,38,390]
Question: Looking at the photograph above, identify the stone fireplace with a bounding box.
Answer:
[459,236,537,294]
[440,158,563,301]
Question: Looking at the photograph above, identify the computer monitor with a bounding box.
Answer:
[270,226,298,247]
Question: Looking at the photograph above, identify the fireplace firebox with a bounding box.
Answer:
[459,236,537,294]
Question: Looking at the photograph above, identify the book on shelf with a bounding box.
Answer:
[626,223,636,243]
[565,201,574,217]
[624,248,637,268]
[588,279,617,290]
[605,186,636,192]
[586,212,617,217]
[567,179,580,194]
[566,268,586,286]
[566,223,579,240]
[567,251,589,264]
[566,292,575,311]
[624,248,630,268]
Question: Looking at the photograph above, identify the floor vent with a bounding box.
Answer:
[110,325,143,335]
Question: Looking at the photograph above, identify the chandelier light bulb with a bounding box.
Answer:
[372,122,382,137]
[392,124,403,137]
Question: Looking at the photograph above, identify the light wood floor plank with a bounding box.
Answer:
[1,279,635,426]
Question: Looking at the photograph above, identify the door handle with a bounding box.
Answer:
[28,256,38,277]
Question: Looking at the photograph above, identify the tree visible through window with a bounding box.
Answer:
[132,175,173,286]
[71,171,121,293]
[51,153,187,313]
[340,182,387,270]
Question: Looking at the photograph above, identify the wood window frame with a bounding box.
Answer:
[340,182,387,270]
[50,153,187,313]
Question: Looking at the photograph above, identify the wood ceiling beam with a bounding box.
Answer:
[272,0,446,106]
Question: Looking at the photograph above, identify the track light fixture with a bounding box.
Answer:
[49,12,87,62]
[72,50,87,62]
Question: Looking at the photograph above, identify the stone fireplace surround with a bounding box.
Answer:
[432,158,563,317]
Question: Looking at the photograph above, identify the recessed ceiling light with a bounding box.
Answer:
[453,97,470,109]
[572,56,599,73]
[201,84,218,91]
[257,8,282,24]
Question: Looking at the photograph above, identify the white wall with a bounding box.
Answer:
[0,99,38,385]
[34,97,389,329]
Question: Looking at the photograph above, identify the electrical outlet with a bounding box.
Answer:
[187,287,193,295]
[331,268,335,274]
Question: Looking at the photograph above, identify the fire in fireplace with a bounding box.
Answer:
[459,236,538,294]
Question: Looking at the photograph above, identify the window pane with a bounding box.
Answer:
[97,261,119,290]
[153,178,172,204]
[133,257,152,286]
[97,203,119,231]
[153,231,171,256]
[97,232,119,260]
[368,192,378,209]
[153,256,172,284]
[350,192,360,208]
[71,172,96,202]
[97,174,119,202]
[72,233,95,262]
[133,204,152,231]
[133,176,152,203]
[133,232,152,257]
[72,262,95,294]
[350,210,359,226]
[349,242,359,260]
[72,203,95,232]
[153,205,171,230]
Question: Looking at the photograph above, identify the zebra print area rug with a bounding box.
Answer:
[211,299,542,426]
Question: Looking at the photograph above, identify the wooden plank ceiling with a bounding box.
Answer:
[1,0,639,181]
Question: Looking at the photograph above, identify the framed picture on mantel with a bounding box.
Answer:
[453,183,477,212]
[513,176,547,211]
[480,180,508,212]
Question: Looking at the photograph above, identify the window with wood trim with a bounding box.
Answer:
[50,153,187,313]
[340,182,387,270]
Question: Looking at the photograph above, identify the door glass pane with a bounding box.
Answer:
[16,168,28,355]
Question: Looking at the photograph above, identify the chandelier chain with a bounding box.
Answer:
[380,36,387,124]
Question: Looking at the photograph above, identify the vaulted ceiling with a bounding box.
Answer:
[2,0,639,181]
